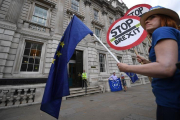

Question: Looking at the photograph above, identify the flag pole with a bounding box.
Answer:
[147,35,152,44]
[133,47,152,83]
[93,34,120,63]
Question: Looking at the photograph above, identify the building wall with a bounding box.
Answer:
[0,0,150,84]
[0,0,151,108]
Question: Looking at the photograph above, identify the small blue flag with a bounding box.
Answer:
[125,72,139,83]
[109,78,123,92]
[40,15,93,119]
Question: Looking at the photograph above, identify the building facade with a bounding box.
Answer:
[0,0,151,107]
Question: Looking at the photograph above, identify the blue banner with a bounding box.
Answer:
[40,15,93,119]
[109,78,123,92]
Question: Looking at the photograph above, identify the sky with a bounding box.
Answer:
[119,0,180,17]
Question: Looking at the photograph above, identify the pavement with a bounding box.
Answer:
[0,84,156,120]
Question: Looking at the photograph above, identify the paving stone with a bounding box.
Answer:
[0,84,156,120]
[122,114,155,120]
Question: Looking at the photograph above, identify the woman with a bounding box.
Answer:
[117,6,180,120]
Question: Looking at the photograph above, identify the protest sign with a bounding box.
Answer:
[107,16,147,50]
[124,4,152,17]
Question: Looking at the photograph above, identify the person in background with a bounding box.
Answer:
[108,72,118,80]
[117,6,180,120]
[81,70,87,90]
[121,74,127,92]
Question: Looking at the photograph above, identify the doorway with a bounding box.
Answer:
[68,50,83,88]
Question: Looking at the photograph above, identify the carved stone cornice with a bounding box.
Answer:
[115,6,124,13]
[102,5,108,15]
[23,20,51,29]
[115,12,122,20]
[0,21,17,31]
[101,0,125,15]
[108,0,113,4]
[66,9,85,20]
[84,0,91,6]
[43,0,56,8]
[115,11,121,16]
[17,29,53,40]
[98,0,109,5]
[115,9,124,17]
[91,19,104,28]
[31,0,56,8]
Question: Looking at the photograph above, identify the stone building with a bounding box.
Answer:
[0,0,150,107]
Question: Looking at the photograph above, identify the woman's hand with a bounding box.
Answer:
[136,55,151,64]
[117,63,129,72]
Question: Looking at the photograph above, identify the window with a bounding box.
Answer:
[132,58,136,65]
[95,27,101,39]
[99,53,106,72]
[109,17,113,25]
[117,56,122,62]
[71,0,79,12]
[20,41,43,72]
[94,9,99,20]
[32,5,48,26]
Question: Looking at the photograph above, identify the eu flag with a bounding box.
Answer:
[40,15,93,119]
[125,72,139,83]
[109,78,123,92]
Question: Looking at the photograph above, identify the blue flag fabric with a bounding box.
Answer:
[109,78,123,92]
[40,15,93,119]
[125,72,139,83]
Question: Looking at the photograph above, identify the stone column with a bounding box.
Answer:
[0,21,16,78]
[102,5,108,43]
[54,0,65,35]
[84,0,92,42]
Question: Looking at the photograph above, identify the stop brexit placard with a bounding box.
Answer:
[106,4,151,50]
[107,16,147,50]
[124,4,152,17]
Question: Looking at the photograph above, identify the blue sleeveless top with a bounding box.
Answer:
[149,27,180,109]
